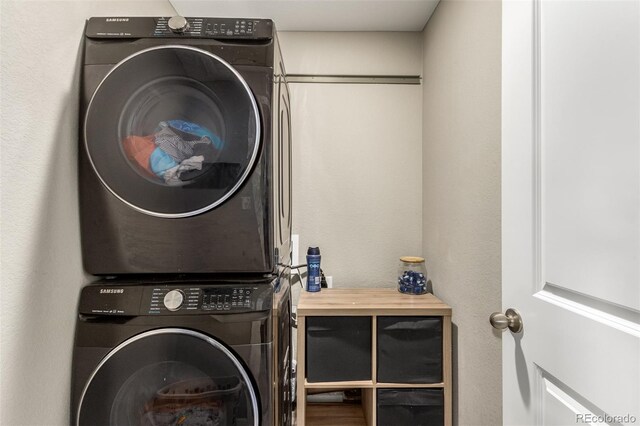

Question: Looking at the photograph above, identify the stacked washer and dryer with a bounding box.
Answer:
[72,16,292,426]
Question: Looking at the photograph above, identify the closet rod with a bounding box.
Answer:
[285,74,421,85]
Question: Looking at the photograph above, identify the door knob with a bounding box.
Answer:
[490,308,523,333]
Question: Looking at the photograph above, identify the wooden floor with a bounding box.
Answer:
[304,403,367,426]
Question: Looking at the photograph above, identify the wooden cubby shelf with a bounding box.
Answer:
[296,288,452,426]
[305,380,375,389]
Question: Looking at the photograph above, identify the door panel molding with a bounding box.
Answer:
[535,283,640,337]
[535,365,614,426]
[539,0,640,309]
[533,0,544,295]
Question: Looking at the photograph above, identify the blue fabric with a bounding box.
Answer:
[150,147,178,177]
[164,120,224,150]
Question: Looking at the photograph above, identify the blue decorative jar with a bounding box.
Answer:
[397,256,428,295]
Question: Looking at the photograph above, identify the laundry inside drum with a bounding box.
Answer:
[119,76,228,187]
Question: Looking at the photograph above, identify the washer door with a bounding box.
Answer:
[84,45,260,218]
[77,329,259,426]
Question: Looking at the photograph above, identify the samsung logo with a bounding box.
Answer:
[106,18,129,22]
[100,289,124,294]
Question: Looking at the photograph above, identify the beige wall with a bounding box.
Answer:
[279,31,423,75]
[279,33,424,301]
[421,1,502,425]
[0,1,176,424]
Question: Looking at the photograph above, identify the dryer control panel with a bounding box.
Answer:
[85,16,273,40]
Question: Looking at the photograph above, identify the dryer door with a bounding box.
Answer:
[84,45,260,218]
[77,329,259,426]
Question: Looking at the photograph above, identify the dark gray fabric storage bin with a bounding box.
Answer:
[377,316,442,383]
[305,316,371,382]
[377,388,444,426]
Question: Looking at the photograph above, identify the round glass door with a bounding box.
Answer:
[84,45,260,217]
[77,329,259,426]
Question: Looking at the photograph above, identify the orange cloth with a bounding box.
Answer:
[122,135,155,176]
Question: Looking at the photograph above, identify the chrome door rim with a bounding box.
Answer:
[83,45,261,218]
[76,328,260,426]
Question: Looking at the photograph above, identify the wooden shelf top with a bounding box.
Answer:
[297,288,451,316]
[304,379,445,389]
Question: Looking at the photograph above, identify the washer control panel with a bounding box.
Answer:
[150,287,200,314]
[202,287,255,311]
[78,282,274,316]
[146,284,271,315]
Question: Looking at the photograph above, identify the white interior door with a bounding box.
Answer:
[502,0,640,424]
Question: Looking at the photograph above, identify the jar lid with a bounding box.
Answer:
[400,256,425,263]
